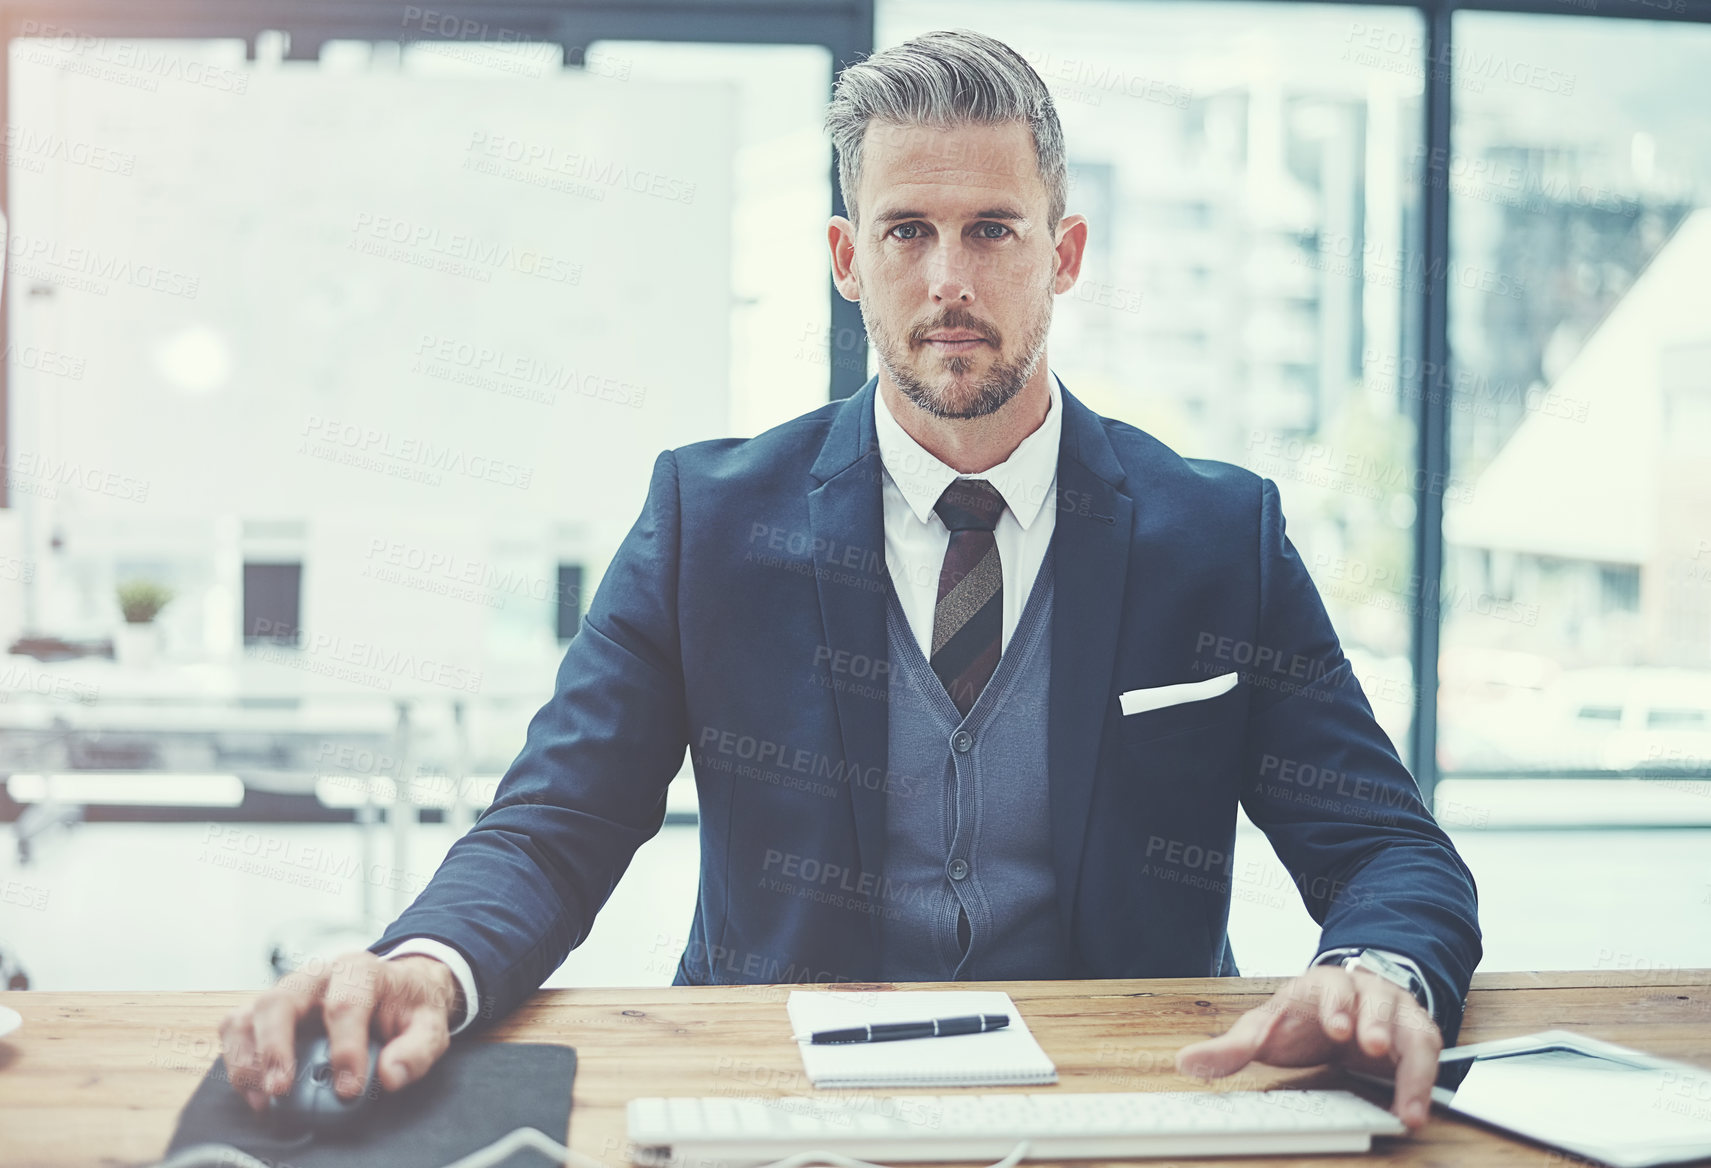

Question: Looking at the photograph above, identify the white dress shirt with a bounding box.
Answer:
[376,936,480,1036]
[381,369,1437,1034]
[874,372,1063,657]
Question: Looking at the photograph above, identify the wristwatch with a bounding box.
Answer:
[1311,947,1434,1018]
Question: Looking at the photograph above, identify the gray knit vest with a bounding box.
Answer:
[878,552,1072,980]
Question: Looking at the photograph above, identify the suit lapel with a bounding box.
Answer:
[1048,386,1134,958]
[807,380,891,943]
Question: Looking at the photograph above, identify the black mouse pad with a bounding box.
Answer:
[164,1042,577,1168]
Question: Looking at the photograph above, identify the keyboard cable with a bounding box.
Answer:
[151,1126,1036,1168]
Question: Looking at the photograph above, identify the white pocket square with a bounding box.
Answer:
[1119,671,1238,716]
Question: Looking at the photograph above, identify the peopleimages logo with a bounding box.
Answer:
[399,7,634,80]
[360,536,574,611]
[247,620,485,694]
[411,333,648,409]
[4,126,136,176]
[1016,46,1193,109]
[464,132,697,205]
[1410,146,1636,219]
[1341,23,1578,96]
[6,233,199,299]
[349,212,581,286]
[18,20,251,95]
[0,447,150,503]
[1302,231,1527,301]
[298,414,534,490]
[3,343,87,381]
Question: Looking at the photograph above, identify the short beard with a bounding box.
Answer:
[866,291,1053,421]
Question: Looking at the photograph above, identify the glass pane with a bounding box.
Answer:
[1439,15,1711,786]
[579,41,834,436]
[881,0,1426,756]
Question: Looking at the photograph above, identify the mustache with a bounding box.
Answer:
[909,309,1000,347]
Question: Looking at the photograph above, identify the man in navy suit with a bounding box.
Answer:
[222,28,1479,1131]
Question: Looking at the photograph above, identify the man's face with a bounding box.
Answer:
[829,120,1083,420]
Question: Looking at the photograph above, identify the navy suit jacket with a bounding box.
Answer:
[372,377,1482,1040]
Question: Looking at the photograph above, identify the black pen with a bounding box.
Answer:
[792,1013,1010,1044]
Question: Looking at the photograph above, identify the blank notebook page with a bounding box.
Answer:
[786,989,1058,1089]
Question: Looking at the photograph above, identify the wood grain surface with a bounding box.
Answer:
[3,969,1709,1167]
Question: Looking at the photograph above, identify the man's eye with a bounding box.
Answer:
[977,223,1011,239]
[889,223,922,240]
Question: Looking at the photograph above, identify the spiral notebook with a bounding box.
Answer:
[786,989,1057,1089]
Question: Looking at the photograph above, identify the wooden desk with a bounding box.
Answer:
[4,970,1709,1167]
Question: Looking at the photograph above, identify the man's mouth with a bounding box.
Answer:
[921,331,989,354]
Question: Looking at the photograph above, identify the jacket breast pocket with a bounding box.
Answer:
[1118,672,1241,747]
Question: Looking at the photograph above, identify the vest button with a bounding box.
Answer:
[948,858,969,881]
[951,730,974,753]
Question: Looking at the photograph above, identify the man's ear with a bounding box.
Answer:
[1051,214,1090,295]
[828,216,861,302]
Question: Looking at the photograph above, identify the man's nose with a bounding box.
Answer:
[927,239,977,304]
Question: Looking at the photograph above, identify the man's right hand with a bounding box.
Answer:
[219,950,463,1113]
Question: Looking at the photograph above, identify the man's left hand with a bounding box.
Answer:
[1173,963,1442,1129]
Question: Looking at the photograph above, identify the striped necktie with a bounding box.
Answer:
[931,478,1007,717]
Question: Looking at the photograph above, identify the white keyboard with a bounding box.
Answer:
[627,1089,1407,1166]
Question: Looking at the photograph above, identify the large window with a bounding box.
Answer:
[1436,15,1711,786]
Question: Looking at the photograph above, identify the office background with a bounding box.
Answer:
[0,0,1707,998]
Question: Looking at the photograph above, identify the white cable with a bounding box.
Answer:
[744,1140,1032,1168]
[153,1143,313,1168]
[151,1127,1034,1168]
[150,1131,313,1168]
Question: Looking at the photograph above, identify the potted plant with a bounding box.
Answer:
[115,578,174,667]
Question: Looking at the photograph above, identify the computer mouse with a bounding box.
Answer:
[269,1025,383,1137]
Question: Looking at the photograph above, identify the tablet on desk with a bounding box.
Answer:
[1421,1030,1711,1168]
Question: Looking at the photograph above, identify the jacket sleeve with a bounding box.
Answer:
[1236,476,1482,1042]
[368,449,690,1030]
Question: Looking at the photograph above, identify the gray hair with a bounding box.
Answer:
[824,28,1067,231]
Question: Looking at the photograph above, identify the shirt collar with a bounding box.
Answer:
[873,372,1062,531]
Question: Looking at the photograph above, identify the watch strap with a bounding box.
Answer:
[1310,946,1435,1021]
